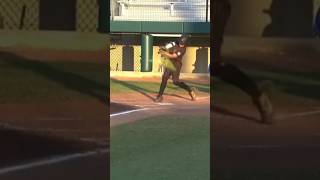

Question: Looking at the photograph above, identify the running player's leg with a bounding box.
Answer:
[212,62,261,98]
[212,0,273,123]
[172,62,196,100]
[155,68,171,102]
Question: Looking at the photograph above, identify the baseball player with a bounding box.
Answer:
[154,34,196,102]
[212,0,274,124]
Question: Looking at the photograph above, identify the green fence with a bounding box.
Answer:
[0,0,108,32]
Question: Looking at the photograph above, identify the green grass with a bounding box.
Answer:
[0,53,107,103]
[110,78,210,94]
[111,115,210,180]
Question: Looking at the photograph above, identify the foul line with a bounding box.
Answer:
[153,102,174,106]
[196,96,210,100]
[0,149,107,175]
[277,109,320,120]
[110,108,149,117]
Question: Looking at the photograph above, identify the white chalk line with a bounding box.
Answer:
[153,102,174,106]
[276,109,320,120]
[0,149,108,175]
[196,96,210,100]
[111,96,209,105]
[110,108,150,117]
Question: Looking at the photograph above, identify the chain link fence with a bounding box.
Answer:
[0,0,38,30]
[77,0,99,32]
[0,0,102,32]
[110,34,142,72]
[110,45,141,72]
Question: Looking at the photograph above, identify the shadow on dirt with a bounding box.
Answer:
[0,127,98,168]
[111,78,209,102]
[212,105,260,123]
[0,51,108,104]
[110,78,156,101]
[110,102,137,114]
[222,56,320,101]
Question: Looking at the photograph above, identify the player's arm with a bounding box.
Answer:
[160,51,178,59]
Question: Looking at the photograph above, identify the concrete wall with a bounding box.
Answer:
[225,0,316,38]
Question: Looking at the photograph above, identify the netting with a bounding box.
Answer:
[77,0,99,32]
[0,0,38,30]
[0,0,101,32]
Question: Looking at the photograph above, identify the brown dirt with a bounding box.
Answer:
[211,48,320,169]
[111,76,210,84]
[110,90,210,127]
[0,47,106,63]
[0,100,107,141]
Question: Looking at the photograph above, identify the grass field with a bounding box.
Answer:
[111,115,210,180]
[0,53,106,103]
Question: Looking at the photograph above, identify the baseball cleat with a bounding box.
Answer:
[189,88,197,101]
[253,93,274,124]
[154,95,163,102]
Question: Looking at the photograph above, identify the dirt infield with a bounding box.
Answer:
[110,91,210,127]
[213,50,320,178]
[0,47,106,63]
[0,100,108,179]
[110,76,210,125]
[0,100,107,140]
[0,34,108,179]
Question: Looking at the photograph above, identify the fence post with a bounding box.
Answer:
[141,34,153,72]
[98,0,108,33]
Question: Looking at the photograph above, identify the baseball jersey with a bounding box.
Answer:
[171,46,186,62]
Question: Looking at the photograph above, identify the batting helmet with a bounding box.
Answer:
[178,34,190,45]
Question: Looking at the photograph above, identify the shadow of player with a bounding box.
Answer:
[110,78,155,101]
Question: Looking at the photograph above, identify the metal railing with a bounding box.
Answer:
[110,0,210,22]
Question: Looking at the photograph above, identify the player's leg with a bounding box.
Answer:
[212,60,274,123]
[212,62,262,98]
[212,0,273,123]
[172,61,197,101]
[155,68,171,102]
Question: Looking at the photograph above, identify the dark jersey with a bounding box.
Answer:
[170,46,186,62]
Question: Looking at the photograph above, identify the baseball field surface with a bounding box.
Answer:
[110,75,210,180]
